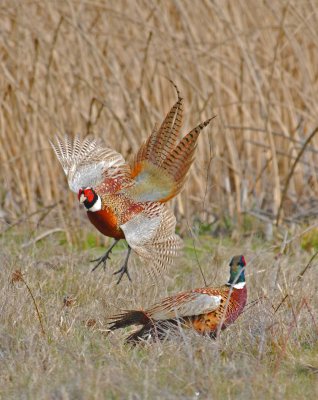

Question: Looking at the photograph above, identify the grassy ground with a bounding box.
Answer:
[0,227,317,399]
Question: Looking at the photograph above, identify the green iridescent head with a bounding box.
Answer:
[228,255,246,285]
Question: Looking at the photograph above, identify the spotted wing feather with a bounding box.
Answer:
[50,135,131,193]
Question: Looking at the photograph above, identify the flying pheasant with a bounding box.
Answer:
[108,255,247,341]
[51,82,214,283]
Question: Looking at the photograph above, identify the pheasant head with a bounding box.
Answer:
[228,255,246,288]
[78,187,102,212]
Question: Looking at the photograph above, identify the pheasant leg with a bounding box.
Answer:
[91,239,120,272]
[113,246,132,284]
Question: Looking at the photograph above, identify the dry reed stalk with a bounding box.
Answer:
[0,1,318,234]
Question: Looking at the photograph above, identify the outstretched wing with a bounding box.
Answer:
[50,135,131,193]
[120,203,183,278]
[147,291,221,320]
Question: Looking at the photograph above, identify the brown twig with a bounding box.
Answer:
[276,126,318,226]
[21,228,65,248]
[0,202,61,235]
[242,296,266,313]
[186,221,207,287]
[274,250,318,313]
[11,271,46,336]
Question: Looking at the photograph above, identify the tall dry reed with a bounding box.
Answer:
[1,0,318,235]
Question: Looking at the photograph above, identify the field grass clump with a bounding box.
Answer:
[0,228,317,399]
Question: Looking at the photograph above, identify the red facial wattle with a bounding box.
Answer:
[241,255,246,266]
[84,189,94,203]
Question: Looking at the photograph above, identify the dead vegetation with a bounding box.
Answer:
[1,0,318,234]
[0,231,317,399]
[0,1,318,398]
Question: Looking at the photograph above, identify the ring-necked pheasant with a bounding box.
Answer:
[108,255,247,342]
[51,82,214,283]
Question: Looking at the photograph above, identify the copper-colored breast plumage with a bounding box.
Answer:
[88,193,146,239]
[185,286,247,334]
[87,209,124,239]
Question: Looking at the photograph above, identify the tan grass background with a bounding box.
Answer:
[0,2,318,397]
[1,0,318,233]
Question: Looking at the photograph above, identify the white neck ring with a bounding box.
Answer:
[87,195,102,212]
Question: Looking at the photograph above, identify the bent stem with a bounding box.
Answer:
[23,278,46,336]
[12,271,46,337]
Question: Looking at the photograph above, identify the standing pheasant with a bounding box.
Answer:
[51,82,214,283]
[108,255,247,341]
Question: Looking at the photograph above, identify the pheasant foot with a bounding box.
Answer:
[91,239,120,272]
[113,246,132,284]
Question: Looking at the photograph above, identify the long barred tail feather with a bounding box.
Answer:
[129,81,215,203]
[161,116,216,194]
[132,80,183,172]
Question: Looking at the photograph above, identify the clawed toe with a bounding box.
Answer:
[90,239,119,272]
[113,265,132,284]
[90,241,132,284]
[90,255,111,271]
[112,246,133,284]
[90,256,110,263]
[91,258,107,272]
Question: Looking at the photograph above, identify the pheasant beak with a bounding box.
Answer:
[79,193,87,204]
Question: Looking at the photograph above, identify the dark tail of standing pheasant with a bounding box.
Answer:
[108,310,150,331]
[108,309,184,343]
